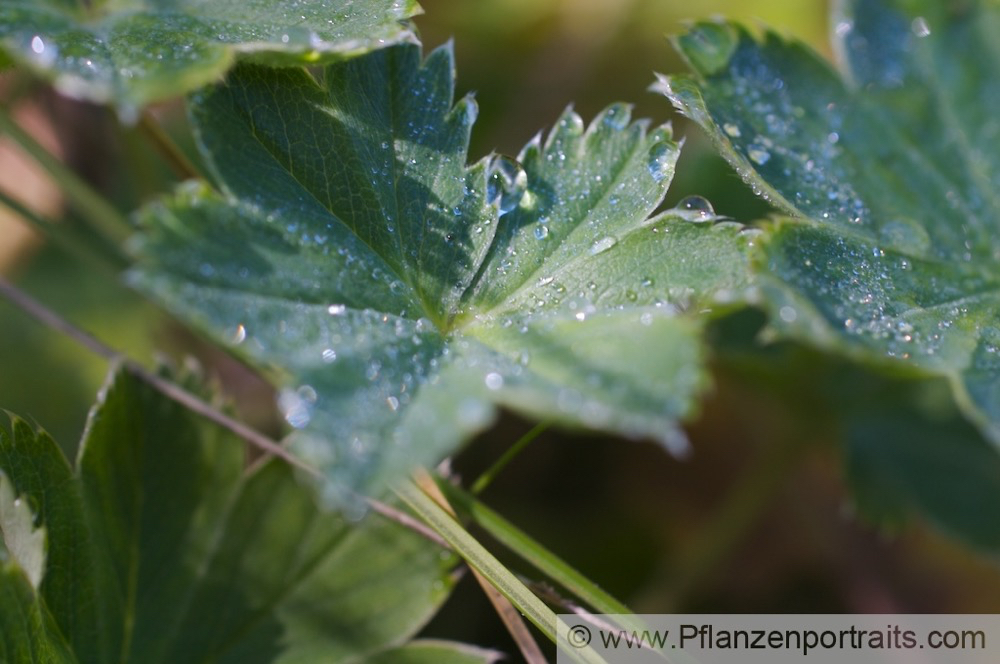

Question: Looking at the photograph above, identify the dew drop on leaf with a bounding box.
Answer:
[589,236,618,255]
[675,195,716,222]
[878,218,931,255]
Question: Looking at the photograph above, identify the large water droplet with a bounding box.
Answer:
[647,144,673,182]
[488,155,527,214]
[589,236,618,255]
[675,195,716,222]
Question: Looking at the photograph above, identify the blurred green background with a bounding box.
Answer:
[1,0,998,658]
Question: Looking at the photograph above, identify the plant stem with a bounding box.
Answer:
[0,109,130,244]
[415,470,547,664]
[398,476,607,664]
[138,112,203,181]
[471,420,550,495]
[665,432,805,608]
[0,275,310,472]
[0,276,458,552]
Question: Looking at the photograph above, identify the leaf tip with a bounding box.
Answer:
[672,20,740,77]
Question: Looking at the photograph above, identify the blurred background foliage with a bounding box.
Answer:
[1,0,998,658]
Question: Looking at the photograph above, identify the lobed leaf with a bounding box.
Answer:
[0,367,461,662]
[659,0,1000,546]
[0,0,420,114]
[130,42,756,501]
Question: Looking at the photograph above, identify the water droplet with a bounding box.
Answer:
[723,122,741,138]
[675,195,716,222]
[230,324,247,344]
[639,312,653,326]
[911,16,931,38]
[327,304,346,315]
[484,372,504,390]
[647,144,673,182]
[278,386,316,429]
[322,348,337,363]
[878,218,930,255]
[365,361,382,381]
[779,306,797,323]
[589,236,618,255]
[281,33,290,43]
[537,276,555,287]
[601,103,630,130]
[835,20,853,36]
[30,35,44,54]
[748,147,771,165]
[488,155,527,214]
[534,224,549,240]
[386,396,399,411]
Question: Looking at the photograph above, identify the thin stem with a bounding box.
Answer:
[397,477,606,664]
[0,277,468,553]
[138,112,202,181]
[0,188,125,275]
[414,470,547,664]
[471,420,550,495]
[364,496,449,549]
[665,433,805,608]
[0,109,130,244]
[0,275,312,473]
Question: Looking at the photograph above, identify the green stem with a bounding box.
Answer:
[666,433,805,608]
[437,478,632,616]
[471,420,550,494]
[0,109,130,244]
[138,112,202,181]
[0,189,126,274]
[396,480,608,664]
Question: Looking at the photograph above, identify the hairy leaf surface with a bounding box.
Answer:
[131,42,755,500]
[0,0,419,113]
[0,368,463,663]
[660,0,1000,545]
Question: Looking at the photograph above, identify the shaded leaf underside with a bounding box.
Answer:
[0,0,420,111]
[661,0,1000,547]
[132,42,754,500]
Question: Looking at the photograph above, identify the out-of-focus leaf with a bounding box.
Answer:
[0,566,76,664]
[0,0,420,113]
[363,640,504,663]
[660,0,1000,548]
[0,417,117,662]
[131,42,756,501]
[0,367,461,662]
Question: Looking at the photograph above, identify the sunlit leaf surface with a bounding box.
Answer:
[131,42,755,501]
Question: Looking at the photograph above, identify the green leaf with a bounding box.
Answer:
[363,640,503,664]
[0,0,420,114]
[659,0,1000,546]
[130,43,755,500]
[0,566,76,664]
[0,468,46,590]
[0,367,460,662]
[0,416,118,662]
